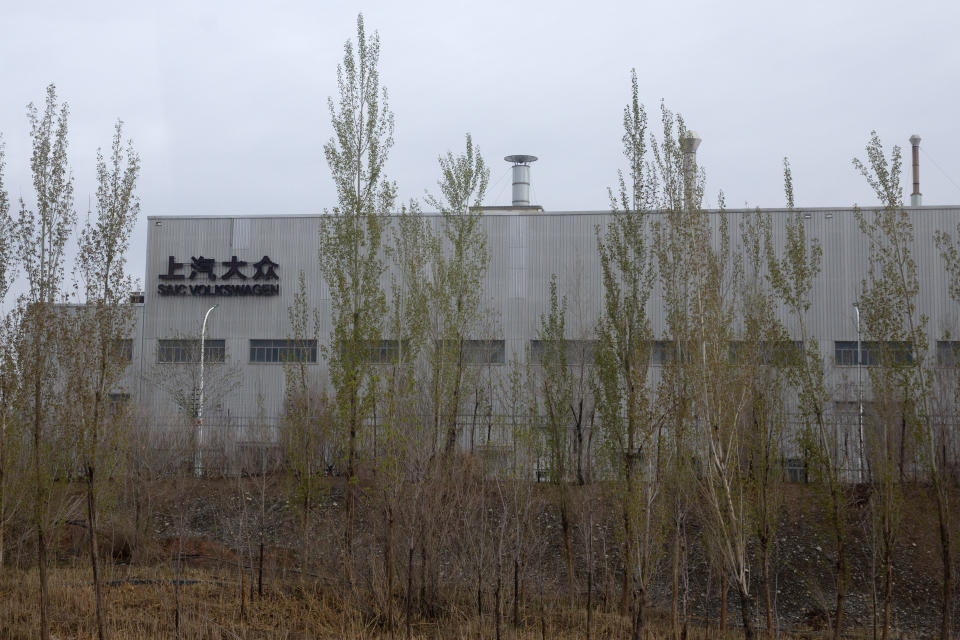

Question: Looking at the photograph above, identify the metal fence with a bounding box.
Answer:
[128,410,960,483]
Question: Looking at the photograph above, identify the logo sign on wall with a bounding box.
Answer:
[157,255,280,297]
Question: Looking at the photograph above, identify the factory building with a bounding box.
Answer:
[123,136,960,472]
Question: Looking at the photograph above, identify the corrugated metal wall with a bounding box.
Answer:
[134,206,960,421]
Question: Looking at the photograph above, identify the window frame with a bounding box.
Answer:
[834,340,913,367]
[249,339,318,364]
[157,338,226,364]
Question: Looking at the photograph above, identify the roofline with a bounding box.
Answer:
[146,204,960,222]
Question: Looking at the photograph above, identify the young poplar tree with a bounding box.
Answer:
[376,200,430,630]
[535,275,578,604]
[318,13,396,585]
[650,102,698,639]
[14,83,76,640]
[281,272,328,578]
[933,228,960,640]
[682,192,761,640]
[649,110,761,638]
[739,210,789,638]
[593,70,661,638]
[59,121,140,640]
[0,136,20,574]
[853,132,933,640]
[766,160,851,640]
[424,133,490,456]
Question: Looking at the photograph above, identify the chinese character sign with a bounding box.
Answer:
[157,255,280,297]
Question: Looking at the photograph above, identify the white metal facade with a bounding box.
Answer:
[129,206,960,426]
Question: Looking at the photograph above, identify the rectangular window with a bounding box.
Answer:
[835,341,859,366]
[529,339,597,365]
[365,339,409,364]
[157,339,225,363]
[250,339,318,363]
[937,341,960,367]
[835,341,913,366]
[651,340,689,365]
[783,458,808,483]
[463,339,505,364]
[434,339,505,365]
[463,340,506,364]
[728,340,803,365]
[113,339,134,363]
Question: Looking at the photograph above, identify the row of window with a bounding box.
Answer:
[149,338,960,367]
[155,339,509,365]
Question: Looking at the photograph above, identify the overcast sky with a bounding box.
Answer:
[2,0,958,285]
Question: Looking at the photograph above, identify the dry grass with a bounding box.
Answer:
[0,562,758,640]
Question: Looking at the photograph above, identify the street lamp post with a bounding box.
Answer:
[195,304,218,477]
[854,302,864,483]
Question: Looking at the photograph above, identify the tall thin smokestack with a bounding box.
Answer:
[910,134,922,207]
[504,155,538,207]
[680,131,701,210]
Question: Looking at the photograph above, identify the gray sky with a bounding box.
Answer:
[2,0,958,285]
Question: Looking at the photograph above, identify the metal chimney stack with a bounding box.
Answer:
[505,155,538,207]
[680,131,701,211]
[910,134,922,207]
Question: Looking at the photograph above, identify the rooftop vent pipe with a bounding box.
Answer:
[679,131,701,210]
[505,155,538,207]
[910,134,922,207]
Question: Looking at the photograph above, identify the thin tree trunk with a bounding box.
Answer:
[586,559,592,640]
[495,561,502,640]
[444,343,464,456]
[407,545,414,640]
[935,483,952,640]
[301,496,310,583]
[834,532,847,640]
[620,499,632,616]
[672,526,681,638]
[882,545,893,640]
[631,587,645,640]
[257,538,264,598]
[239,561,246,621]
[739,583,756,640]
[477,565,483,620]
[560,498,575,606]
[720,571,728,633]
[0,472,5,570]
[419,543,427,615]
[345,395,357,588]
[34,371,50,640]
[86,473,107,640]
[513,556,520,628]
[539,577,546,640]
[174,525,183,640]
[586,498,594,640]
[760,537,773,638]
[385,504,394,634]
